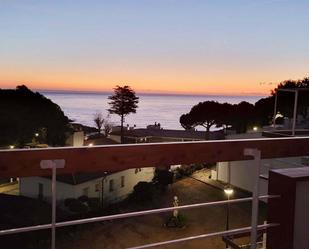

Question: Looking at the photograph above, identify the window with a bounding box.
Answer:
[95,183,100,192]
[82,187,89,197]
[121,176,125,188]
[109,179,114,192]
[135,168,142,174]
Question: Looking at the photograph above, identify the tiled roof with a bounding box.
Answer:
[45,172,109,185]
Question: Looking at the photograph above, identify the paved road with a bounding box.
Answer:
[191,168,226,190]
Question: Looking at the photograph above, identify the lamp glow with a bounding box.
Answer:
[224,187,234,196]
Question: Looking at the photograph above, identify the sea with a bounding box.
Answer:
[41,91,266,130]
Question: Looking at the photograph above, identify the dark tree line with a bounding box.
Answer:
[180,101,255,135]
[180,77,309,134]
[255,77,309,126]
[0,85,71,147]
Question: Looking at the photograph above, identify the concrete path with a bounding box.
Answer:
[191,168,226,190]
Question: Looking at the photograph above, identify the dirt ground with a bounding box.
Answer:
[53,177,266,249]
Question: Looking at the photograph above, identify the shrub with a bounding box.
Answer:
[131,181,154,202]
[165,214,187,228]
[88,198,100,210]
[78,195,89,203]
[64,198,75,207]
[67,199,88,213]
[153,169,174,192]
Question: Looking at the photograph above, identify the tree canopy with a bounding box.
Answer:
[180,77,309,134]
[0,85,70,147]
[180,101,255,134]
[108,85,139,143]
[255,77,309,126]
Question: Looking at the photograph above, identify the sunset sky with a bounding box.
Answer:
[0,0,308,95]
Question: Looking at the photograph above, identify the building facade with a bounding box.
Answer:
[19,167,155,206]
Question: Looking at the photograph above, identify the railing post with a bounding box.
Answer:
[40,159,65,249]
[244,148,261,249]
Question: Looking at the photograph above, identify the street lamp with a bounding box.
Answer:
[224,186,234,248]
[101,171,108,208]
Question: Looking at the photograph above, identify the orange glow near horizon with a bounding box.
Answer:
[0,69,307,96]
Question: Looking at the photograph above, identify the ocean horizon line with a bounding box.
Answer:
[37,89,267,98]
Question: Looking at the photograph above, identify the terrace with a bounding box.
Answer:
[1,137,309,249]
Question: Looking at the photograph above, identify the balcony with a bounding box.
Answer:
[1,137,309,249]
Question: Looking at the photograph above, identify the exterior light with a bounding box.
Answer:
[224,187,234,196]
[275,112,283,119]
[35,133,39,137]
[253,126,258,131]
[88,143,93,147]
[9,145,15,149]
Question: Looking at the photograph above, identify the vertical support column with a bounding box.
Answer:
[292,90,298,136]
[273,92,278,130]
[40,159,65,249]
[244,148,261,249]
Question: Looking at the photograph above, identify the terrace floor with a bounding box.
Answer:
[52,177,266,249]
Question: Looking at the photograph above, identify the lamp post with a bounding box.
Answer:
[224,186,234,248]
[101,171,108,208]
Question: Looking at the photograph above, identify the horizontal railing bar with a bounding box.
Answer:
[1,137,309,177]
[127,223,279,249]
[0,195,279,236]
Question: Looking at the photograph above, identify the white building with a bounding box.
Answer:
[20,167,155,206]
[214,156,308,197]
[213,132,309,197]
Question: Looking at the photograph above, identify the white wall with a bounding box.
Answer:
[66,131,84,147]
[19,167,155,206]
[103,167,155,204]
[19,177,76,203]
[217,157,303,195]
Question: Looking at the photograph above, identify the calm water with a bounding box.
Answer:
[42,92,265,130]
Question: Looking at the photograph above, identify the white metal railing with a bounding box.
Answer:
[0,195,279,236]
[128,223,278,249]
[0,147,279,249]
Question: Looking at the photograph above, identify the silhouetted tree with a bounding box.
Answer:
[231,101,255,133]
[108,85,139,143]
[179,113,193,130]
[255,77,309,126]
[93,112,104,134]
[0,85,70,147]
[103,114,113,137]
[179,101,224,138]
[180,101,255,135]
